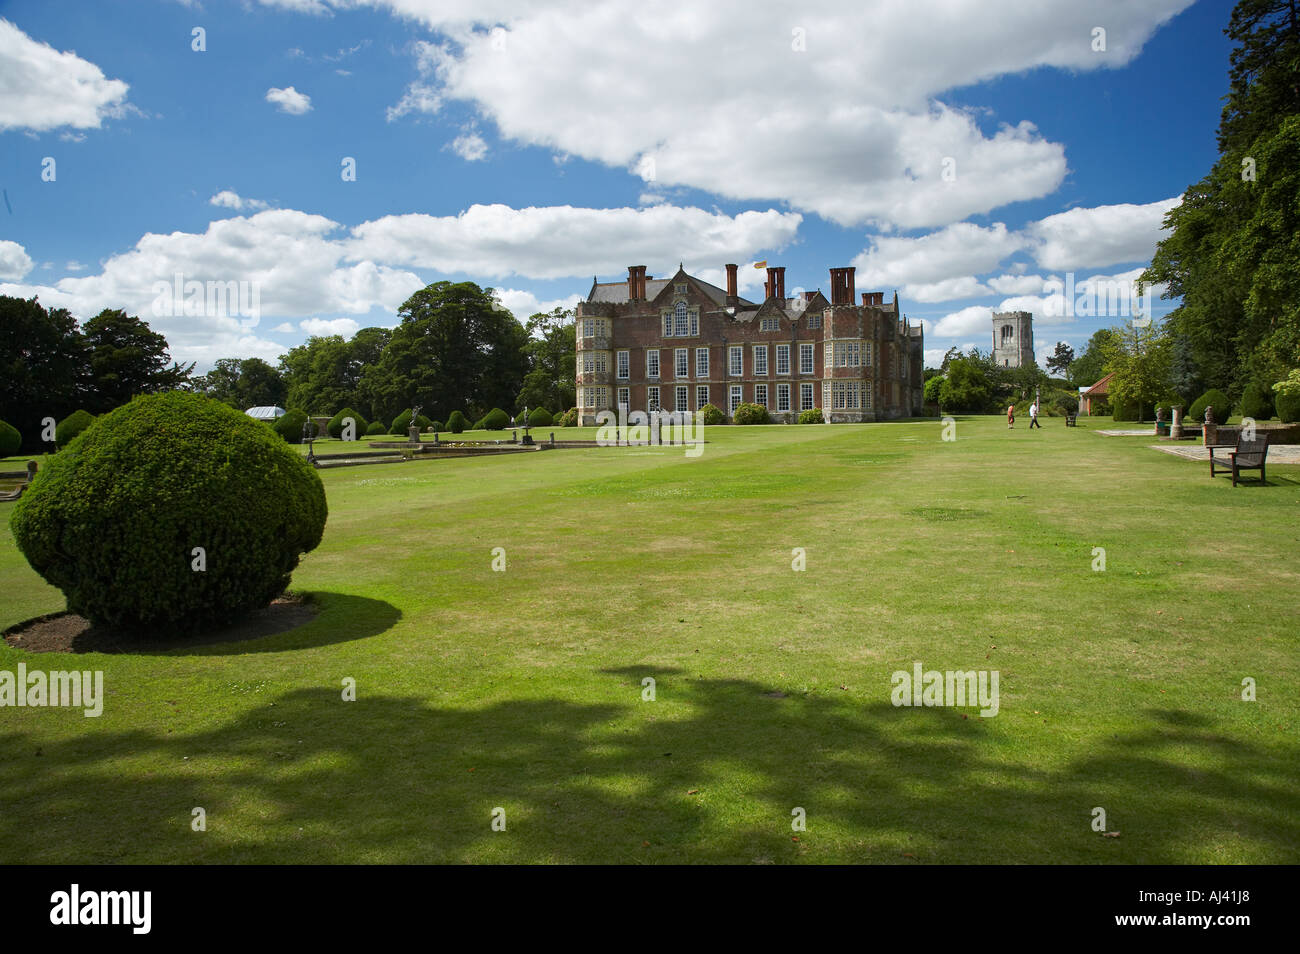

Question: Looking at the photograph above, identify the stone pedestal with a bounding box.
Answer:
[1170,406,1183,440]
[408,426,421,443]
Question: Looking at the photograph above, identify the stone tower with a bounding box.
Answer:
[991,311,1034,369]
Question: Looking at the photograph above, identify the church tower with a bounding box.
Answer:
[991,311,1034,368]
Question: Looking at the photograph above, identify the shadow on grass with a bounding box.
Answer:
[0,673,1295,864]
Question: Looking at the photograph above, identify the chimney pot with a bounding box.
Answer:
[725,263,738,299]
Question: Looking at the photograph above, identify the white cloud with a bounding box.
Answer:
[299,317,361,336]
[933,304,993,338]
[363,0,1190,228]
[903,276,989,303]
[1027,197,1181,271]
[855,222,1025,288]
[985,273,1048,296]
[0,19,131,132]
[493,288,582,322]
[266,85,312,115]
[210,190,270,212]
[64,260,85,272]
[273,322,297,333]
[346,203,802,280]
[0,240,33,280]
[448,131,488,161]
[924,348,949,369]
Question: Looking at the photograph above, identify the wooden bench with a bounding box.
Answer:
[1209,435,1269,486]
[1064,413,1077,427]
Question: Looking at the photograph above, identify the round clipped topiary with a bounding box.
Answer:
[528,407,553,427]
[365,420,387,436]
[477,408,510,430]
[426,419,443,433]
[274,408,309,443]
[9,392,327,633]
[390,410,433,434]
[447,410,469,433]
[1238,380,1274,420]
[55,410,95,447]
[0,419,20,458]
[328,407,368,439]
[1189,389,1231,424]
[798,408,823,424]
[1277,390,1300,424]
[733,402,770,425]
[698,403,724,426]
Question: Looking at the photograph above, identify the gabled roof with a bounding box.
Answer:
[587,269,754,307]
[1083,372,1115,396]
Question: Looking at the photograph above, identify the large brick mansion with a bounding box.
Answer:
[574,263,924,425]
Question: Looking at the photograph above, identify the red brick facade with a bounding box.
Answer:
[574,264,924,425]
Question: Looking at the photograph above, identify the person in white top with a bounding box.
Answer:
[1029,401,1041,429]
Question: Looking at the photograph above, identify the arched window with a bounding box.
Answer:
[674,301,689,336]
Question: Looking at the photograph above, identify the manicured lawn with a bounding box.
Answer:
[1,416,1297,863]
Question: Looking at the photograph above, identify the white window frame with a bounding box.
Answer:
[755,383,768,408]
[675,385,688,412]
[777,383,791,412]
[696,385,709,410]
[663,313,673,337]
[754,345,768,376]
[675,348,688,379]
[807,313,821,329]
[801,382,815,411]
[647,349,660,379]
[800,343,814,375]
[689,310,698,337]
[729,345,743,376]
[617,386,630,409]
[729,385,743,414]
[617,350,629,379]
[776,344,790,375]
[647,386,660,412]
[674,302,689,337]
[695,347,709,377]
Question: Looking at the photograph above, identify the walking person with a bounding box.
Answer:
[1029,400,1042,429]
[1007,404,1015,429]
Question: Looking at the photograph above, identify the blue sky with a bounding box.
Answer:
[0,0,1231,371]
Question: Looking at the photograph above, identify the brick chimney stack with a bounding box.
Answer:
[766,266,785,301]
[828,267,856,305]
[725,263,738,300]
[626,265,647,300]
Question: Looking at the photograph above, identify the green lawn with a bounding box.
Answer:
[2,416,1297,864]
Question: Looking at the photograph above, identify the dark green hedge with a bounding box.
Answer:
[0,420,20,457]
[477,408,510,431]
[733,402,770,425]
[527,407,553,427]
[9,392,327,633]
[365,420,387,436]
[1189,389,1232,424]
[1238,380,1275,420]
[1277,390,1300,424]
[55,410,95,447]
[274,409,310,443]
[390,410,433,434]
[446,410,469,433]
[328,407,368,439]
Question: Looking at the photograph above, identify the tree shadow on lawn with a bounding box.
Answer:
[1,672,1295,864]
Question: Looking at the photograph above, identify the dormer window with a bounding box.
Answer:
[675,282,687,295]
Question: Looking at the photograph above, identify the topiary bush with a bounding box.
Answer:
[447,410,469,433]
[733,402,770,425]
[274,409,309,443]
[328,407,368,439]
[1188,389,1231,424]
[558,407,579,427]
[1110,400,1140,422]
[798,408,823,424]
[426,420,443,433]
[698,403,724,426]
[9,392,327,633]
[55,410,95,447]
[1277,390,1300,424]
[528,407,553,427]
[478,408,510,431]
[1238,380,1275,420]
[365,420,387,436]
[0,419,20,458]
[391,410,434,434]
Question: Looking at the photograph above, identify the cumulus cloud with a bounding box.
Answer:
[266,85,312,115]
[448,131,488,161]
[210,190,270,211]
[363,0,1190,228]
[933,304,993,338]
[299,317,361,336]
[493,288,582,323]
[0,19,131,132]
[0,240,33,280]
[346,203,802,280]
[855,222,1025,288]
[1026,197,1181,270]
